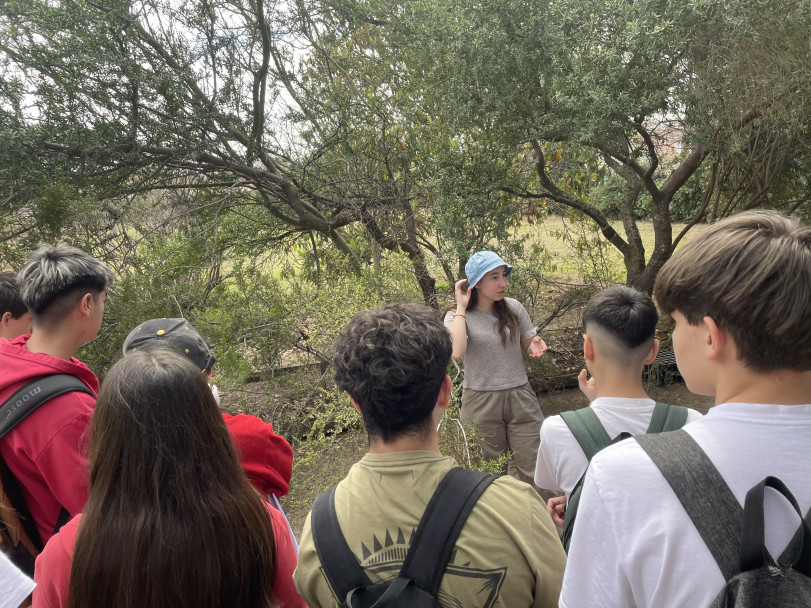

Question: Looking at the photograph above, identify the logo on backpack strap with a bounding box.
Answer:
[3,386,43,423]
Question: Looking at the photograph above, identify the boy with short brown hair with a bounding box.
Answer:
[560,210,811,607]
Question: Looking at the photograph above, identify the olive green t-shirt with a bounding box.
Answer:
[293,451,566,608]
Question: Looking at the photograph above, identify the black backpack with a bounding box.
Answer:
[0,374,94,576]
[638,430,811,607]
[311,467,497,607]
[560,401,689,552]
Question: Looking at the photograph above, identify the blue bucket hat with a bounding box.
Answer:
[465,251,513,289]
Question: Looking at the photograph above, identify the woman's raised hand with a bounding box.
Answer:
[454,279,471,311]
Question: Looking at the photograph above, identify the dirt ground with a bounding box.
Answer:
[540,380,714,418]
[278,379,715,539]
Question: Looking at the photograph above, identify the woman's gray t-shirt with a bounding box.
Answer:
[444,297,537,391]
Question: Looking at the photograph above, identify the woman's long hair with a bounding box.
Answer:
[69,349,276,608]
[447,287,520,347]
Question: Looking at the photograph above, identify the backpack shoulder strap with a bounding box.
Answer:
[310,485,372,602]
[310,468,498,603]
[646,402,689,434]
[636,430,743,582]
[744,477,811,576]
[0,456,45,557]
[0,374,93,553]
[399,468,498,595]
[778,502,811,566]
[0,375,94,440]
[560,407,613,461]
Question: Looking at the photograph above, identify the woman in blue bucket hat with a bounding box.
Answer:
[444,251,549,493]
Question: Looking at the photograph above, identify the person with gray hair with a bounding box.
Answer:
[0,244,114,552]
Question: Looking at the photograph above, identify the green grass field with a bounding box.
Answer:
[516,215,706,281]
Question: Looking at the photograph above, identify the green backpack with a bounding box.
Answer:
[560,402,689,552]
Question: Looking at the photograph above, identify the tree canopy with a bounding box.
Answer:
[1,0,809,299]
[364,0,811,291]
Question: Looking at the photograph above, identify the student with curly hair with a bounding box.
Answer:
[294,303,565,607]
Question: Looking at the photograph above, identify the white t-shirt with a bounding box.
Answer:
[560,402,811,608]
[534,397,703,497]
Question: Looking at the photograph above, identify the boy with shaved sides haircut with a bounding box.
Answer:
[0,271,32,340]
[534,286,702,534]
[561,211,811,607]
[294,303,566,608]
[0,245,113,546]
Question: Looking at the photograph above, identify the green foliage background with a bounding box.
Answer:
[0,0,808,528]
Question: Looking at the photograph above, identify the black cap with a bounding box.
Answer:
[122,318,215,372]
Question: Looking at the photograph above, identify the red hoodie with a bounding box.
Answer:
[223,413,293,497]
[0,335,97,544]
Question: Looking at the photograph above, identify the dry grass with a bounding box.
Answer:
[520,215,707,279]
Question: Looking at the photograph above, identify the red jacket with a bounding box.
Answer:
[223,413,293,497]
[33,507,307,608]
[0,336,97,544]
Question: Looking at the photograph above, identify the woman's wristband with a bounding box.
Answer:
[454,313,466,320]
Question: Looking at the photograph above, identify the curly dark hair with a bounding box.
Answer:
[333,303,452,443]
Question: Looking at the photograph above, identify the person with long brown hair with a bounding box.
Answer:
[32,348,305,608]
[444,251,549,492]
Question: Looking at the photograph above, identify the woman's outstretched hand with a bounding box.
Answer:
[526,336,548,358]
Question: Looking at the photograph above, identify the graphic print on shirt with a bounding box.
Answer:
[321,526,507,608]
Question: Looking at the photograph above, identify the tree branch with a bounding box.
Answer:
[529,140,632,255]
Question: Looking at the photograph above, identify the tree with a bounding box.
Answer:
[0,0,447,304]
[350,0,811,292]
[3,0,807,300]
[0,0,563,307]
[280,6,535,298]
